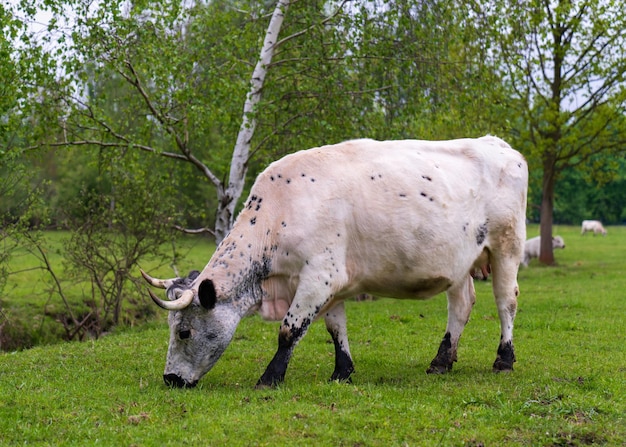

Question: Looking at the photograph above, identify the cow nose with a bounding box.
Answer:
[163,373,197,388]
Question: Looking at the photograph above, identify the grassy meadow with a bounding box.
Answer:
[0,225,624,446]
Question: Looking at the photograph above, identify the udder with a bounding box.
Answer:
[258,297,291,321]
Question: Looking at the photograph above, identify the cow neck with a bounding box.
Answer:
[205,228,272,317]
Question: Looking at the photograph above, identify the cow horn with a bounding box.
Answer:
[140,269,174,289]
[148,288,195,311]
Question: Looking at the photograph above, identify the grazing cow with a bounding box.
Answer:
[142,136,528,388]
[521,235,565,266]
[581,220,607,236]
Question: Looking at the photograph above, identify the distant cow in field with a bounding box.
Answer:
[522,235,565,267]
[142,136,528,388]
[581,220,607,236]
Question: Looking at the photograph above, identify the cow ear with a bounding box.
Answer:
[198,279,217,310]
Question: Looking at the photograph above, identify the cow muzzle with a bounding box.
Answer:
[164,373,198,388]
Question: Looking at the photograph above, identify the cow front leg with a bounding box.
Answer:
[256,293,319,388]
[427,277,476,374]
[256,322,304,388]
[324,301,354,382]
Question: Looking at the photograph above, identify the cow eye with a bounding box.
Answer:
[179,330,191,340]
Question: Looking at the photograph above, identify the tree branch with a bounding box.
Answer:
[172,225,216,237]
[272,0,349,50]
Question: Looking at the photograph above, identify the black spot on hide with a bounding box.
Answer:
[249,197,262,212]
[399,193,406,198]
[286,179,291,184]
[250,217,257,225]
[476,222,488,245]
[270,175,275,181]
[310,178,316,182]
[282,317,311,345]
[422,175,432,181]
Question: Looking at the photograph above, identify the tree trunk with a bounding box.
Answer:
[213,0,291,243]
[539,154,556,265]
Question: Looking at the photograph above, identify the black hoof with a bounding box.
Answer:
[426,363,452,375]
[255,375,283,389]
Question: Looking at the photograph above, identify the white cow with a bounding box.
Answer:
[581,220,607,236]
[522,235,565,266]
[142,136,528,388]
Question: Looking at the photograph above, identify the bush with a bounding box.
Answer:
[58,151,182,338]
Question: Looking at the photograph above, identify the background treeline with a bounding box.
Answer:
[3,0,626,231]
[530,159,626,225]
[2,0,624,234]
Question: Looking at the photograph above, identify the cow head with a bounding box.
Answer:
[552,235,565,249]
[141,269,240,388]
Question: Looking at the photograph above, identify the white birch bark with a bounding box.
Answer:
[214,0,291,243]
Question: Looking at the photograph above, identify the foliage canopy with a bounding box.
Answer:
[2,0,625,344]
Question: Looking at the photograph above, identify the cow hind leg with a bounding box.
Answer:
[490,257,519,372]
[324,301,354,382]
[427,277,476,374]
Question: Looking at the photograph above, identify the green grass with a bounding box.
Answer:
[1,225,625,445]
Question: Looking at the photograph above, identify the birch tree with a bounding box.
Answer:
[215,0,290,241]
